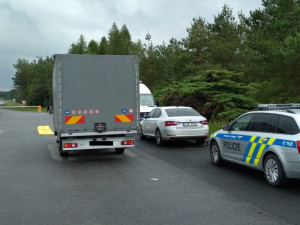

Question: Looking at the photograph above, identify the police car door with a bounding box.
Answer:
[242,113,277,167]
[221,113,254,162]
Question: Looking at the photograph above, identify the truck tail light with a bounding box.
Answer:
[297,141,300,154]
[121,140,134,145]
[200,120,208,125]
[64,143,78,148]
[165,121,180,126]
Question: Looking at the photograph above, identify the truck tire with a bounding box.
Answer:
[115,148,125,154]
[58,138,68,157]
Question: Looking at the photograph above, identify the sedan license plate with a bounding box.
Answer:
[183,122,198,127]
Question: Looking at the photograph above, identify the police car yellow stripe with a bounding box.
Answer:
[245,143,257,163]
[254,144,266,165]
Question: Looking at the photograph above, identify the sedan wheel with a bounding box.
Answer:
[139,125,145,140]
[155,129,164,146]
[264,154,287,187]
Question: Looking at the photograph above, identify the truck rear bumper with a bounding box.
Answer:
[61,136,135,151]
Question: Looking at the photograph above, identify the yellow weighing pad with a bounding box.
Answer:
[37,126,54,135]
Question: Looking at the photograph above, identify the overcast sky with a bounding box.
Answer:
[0,0,262,91]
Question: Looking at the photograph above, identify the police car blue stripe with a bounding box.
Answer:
[242,142,252,162]
[215,133,296,149]
[273,139,296,148]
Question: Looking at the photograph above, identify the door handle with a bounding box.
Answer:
[237,136,243,140]
[261,138,268,142]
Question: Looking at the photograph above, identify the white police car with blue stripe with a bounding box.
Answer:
[209,104,300,187]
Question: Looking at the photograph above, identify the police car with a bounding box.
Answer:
[209,104,300,187]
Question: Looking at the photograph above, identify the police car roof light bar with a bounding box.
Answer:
[258,103,300,109]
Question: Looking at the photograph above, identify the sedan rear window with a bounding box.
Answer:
[165,108,200,117]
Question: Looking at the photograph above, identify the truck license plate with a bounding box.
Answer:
[95,122,106,132]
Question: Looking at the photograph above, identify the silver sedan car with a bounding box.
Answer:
[139,106,209,146]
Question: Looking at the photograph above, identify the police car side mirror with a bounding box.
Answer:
[222,124,230,131]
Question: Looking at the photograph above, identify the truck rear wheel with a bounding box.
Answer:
[58,138,68,157]
[115,148,125,154]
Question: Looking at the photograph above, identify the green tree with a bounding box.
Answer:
[243,0,300,102]
[107,23,122,55]
[12,56,53,106]
[281,32,300,100]
[208,5,242,70]
[68,34,87,54]
[155,38,189,84]
[87,39,99,54]
[154,70,258,120]
[120,25,132,55]
[99,36,108,54]
[184,17,211,70]
[13,59,32,102]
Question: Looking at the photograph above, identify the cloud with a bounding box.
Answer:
[0,0,262,91]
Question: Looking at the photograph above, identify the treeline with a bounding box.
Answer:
[0,90,15,100]
[11,0,300,120]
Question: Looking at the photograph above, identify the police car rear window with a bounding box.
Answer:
[166,108,200,117]
[277,115,299,135]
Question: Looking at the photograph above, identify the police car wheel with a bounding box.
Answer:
[210,141,223,166]
[263,154,287,187]
[155,129,164,146]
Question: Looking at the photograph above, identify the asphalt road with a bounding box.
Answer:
[0,109,300,225]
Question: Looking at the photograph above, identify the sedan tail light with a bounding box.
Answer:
[165,121,180,126]
[297,141,300,154]
[200,120,208,125]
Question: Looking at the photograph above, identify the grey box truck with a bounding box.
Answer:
[52,54,139,156]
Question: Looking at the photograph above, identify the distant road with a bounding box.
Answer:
[0,100,6,105]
